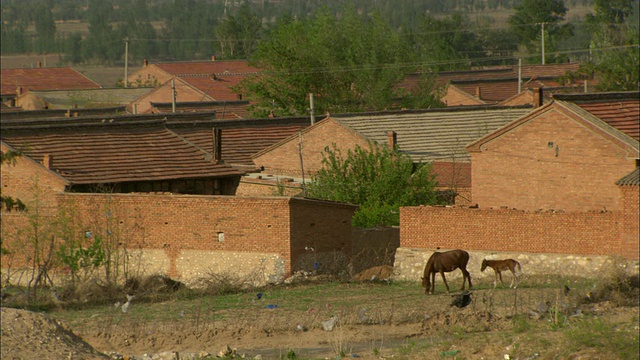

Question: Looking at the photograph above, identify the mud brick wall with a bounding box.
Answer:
[400,205,637,260]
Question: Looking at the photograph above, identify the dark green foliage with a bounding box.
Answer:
[306,143,443,227]
[237,6,427,117]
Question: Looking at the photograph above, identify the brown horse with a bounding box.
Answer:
[422,249,472,295]
[481,259,522,288]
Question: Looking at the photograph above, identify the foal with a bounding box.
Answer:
[481,259,522,288]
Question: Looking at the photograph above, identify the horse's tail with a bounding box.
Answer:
[514,260,522,276]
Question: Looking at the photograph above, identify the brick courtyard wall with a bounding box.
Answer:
[400,206,634,260]
[236,178,303,197]
[253,119,370,178]
[289,198,357,274]
[469,108,637,212]
[620,185,640,259]
[351,227,400,274]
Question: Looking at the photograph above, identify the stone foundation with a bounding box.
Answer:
[393,247,640,283]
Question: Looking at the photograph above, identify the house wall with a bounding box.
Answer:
[442,86,484,107]
[253,119,370,177]
[127,65,166,87]
[470,108,636,212]
[236,178,303,197]
[620,185,640,259]
[131,80,209,114]
[1,143,67,211]
[15,93,47,110]
[400,205,636,260]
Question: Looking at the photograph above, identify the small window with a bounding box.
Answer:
[217,232,225,242]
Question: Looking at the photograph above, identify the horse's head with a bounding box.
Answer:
[480,259,487,272]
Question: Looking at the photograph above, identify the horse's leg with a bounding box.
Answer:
[492,270,498,288]
[460,268,471,290]
[440,271,450,293]
[498,270,506,287]
[430,272,436,294]
[510,269,518,288]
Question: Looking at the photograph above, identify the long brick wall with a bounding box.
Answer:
[400,205,637,260]
[2,193,356,285]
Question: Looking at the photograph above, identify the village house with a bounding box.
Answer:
[467,91,639,212]
[1,67,102,107]
[252,105,534,205]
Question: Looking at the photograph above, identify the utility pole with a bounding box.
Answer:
[540,23,546,65]
[309,93,316,125]
[171,79,176,113]
[518,58,522,93]
[124,38,129,88]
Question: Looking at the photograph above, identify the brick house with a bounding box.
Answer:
[1,112,355,284]
[126,59,259,116]
[398,63,587,107]
[1,67,102,107]
[14,88,152,111]
[252,106,533,205]
[466,91,639,212]
[1,113,245,200]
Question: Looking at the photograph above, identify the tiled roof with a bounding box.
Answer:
[151,100,251,119]
[154,60,260,77]
[168,117,317,168]
[1,67,102,95]
[0,107,127,120]
[399,64,585,104]
[179,74,247,101]
[616,167,639,186]
[330,106,533,162]
[1,117,244,184]
[553,92,640,141]
[28,88,153,109]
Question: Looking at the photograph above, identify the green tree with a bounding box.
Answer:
[33,2,56,55]
[237,7,429,117]
[570,0,640,91]
[306,143,443,227]
[412,13,487,71]
[508,0,574,62]
[215,2,263,59]
[85,0,121,64]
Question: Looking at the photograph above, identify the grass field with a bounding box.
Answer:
[14,272,633,360]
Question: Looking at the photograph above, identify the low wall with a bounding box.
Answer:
[393,248,640,284]
[401,206,639,260]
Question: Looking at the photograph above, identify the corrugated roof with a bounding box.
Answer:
[1,119,244,184]
[331,106,533,162]
[1,67,102,95]
[28,88,153,109]
[616,167,639,186]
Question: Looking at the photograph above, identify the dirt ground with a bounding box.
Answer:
[2,282,639,360]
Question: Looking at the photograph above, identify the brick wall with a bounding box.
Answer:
[131,79,205,114]
[253,119,370,177]
[1,193,356,284]
[236,178,303,197]
[620,185,640,259]
[289,198,356,274]
[400,205,636,260]
[1,143,67,212]
[470,108,636,212]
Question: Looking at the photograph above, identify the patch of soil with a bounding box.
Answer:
[1,307,109,360]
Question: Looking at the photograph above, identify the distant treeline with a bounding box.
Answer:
[1,0,635,69]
